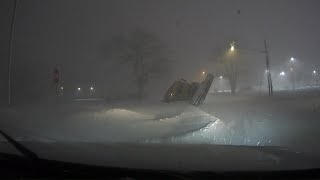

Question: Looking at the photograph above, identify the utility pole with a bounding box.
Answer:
[264,40,273,96]
[8,0,18,107]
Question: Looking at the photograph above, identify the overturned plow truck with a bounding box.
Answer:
[163,74,214,106]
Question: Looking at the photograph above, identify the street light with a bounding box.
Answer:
[230,42,235,51]
[227,40,273,95]
[77,87,81,91]
[61,86,64,90]
[290,57,294,62]
[202,71,206,75]
[289,57,296,91]
[313,70,317,75]
[219,75,223,79]
[230,45,234,51]
[90,86,94,91]
[280,71,285,76]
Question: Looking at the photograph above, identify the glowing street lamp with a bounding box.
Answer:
[60,86,64,90]
[313,70,317,75]
[90,86,94,91]
[289,58,296,91]
[202,71,206,75]
[230,42,235,52]
[222,40,273,96]
[290,57,294,62]
[219,75,223,79]
[77,87,81,91]
[280,71,285,76]
[289,58,294,71]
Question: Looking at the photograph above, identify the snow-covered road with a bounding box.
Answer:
[0,102,216,143]
[148,95,320,156]
[1,94,320,156]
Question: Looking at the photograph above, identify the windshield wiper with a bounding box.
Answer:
[0,129,39,160]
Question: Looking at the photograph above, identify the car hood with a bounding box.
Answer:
[1,142,320,172]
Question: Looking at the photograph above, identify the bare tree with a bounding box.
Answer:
[110,30,169,99]
[213,48,241,95]
[223,57,239,94]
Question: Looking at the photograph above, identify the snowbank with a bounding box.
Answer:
[0,102,216,143]
[2,95,320,156]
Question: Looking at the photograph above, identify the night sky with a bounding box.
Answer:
[1,0,320,105]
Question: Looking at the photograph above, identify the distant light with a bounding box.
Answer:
[61,86,64,90]
[290,68,293,72]
[313,70,317,74]
[170,93,173,96]
[280,71,285,76]
[230,42,235,51]
[219,76,223,79]
[77,87,81,91]
[265,69,269,73]
[202,71,206,75]
[290,57,294,61]
[90,86,94,90]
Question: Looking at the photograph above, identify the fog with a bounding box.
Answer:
[3,1,320,174]
[0,0,320,105]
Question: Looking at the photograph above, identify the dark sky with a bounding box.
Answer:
[1,0,320,104]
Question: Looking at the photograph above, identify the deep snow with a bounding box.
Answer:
[1,94,320,156]
[198,95,320,154]
[0,102,215,143]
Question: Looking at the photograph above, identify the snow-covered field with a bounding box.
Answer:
[1,94,320,156]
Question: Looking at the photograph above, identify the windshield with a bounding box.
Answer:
[1,0,320,173]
